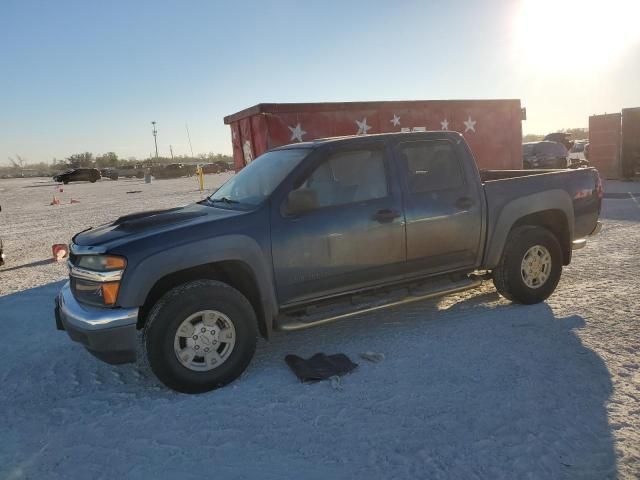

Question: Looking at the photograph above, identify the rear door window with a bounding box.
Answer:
[398,140,464,193]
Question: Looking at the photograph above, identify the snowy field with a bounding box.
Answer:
[0,176,639,479]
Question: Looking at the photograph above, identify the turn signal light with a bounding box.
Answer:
[104,256,126,270]
[101,283,120,306]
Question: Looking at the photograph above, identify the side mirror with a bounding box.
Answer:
[284,188,318,216]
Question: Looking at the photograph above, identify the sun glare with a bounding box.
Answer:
[514,0,640,70]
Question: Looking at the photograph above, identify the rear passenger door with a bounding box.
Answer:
[395,139,483,274]
[271,142,406,306]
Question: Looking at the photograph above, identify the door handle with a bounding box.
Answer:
[373,209,401,223]
[455,197,474,210]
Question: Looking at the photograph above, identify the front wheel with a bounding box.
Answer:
[492,225,563,304]
[143,280,258,393]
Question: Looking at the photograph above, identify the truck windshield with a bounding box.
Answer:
[208,148,310,206]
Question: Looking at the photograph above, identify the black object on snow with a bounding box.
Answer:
[285,353,358,383]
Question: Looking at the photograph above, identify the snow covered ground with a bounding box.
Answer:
[0,176,638,479]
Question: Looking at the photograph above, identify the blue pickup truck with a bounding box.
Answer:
[55,132,603,393]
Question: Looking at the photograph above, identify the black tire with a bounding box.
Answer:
[90,179,97,183]
[63,180,69,185]
[492,225,562,304]
[143,280,258,393]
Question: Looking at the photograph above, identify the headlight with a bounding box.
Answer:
[76,255,126,271]
[70,255,126,306]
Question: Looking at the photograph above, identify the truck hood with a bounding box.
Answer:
[73,203,243,248]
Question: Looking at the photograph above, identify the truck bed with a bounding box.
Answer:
[480,168,574,182]
[480,167,602,267]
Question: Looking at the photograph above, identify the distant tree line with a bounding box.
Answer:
[523,127,588,143]
[1,152,234,178]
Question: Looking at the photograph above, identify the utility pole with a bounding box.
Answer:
[185,123,195,159]
[151,121,159,160]
[169,144,174,160]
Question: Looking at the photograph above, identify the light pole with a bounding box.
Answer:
[151,121,159,160]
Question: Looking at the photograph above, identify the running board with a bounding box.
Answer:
[276,276,483,332]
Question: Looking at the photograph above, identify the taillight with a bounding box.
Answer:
[595,172,604,200]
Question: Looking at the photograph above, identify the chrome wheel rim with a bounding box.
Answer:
[521,245,552,289]
[173,310,236,372]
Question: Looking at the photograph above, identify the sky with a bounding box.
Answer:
[1,0,639,164]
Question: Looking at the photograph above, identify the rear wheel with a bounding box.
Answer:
[143,280,257,393]
[492,225,562,304]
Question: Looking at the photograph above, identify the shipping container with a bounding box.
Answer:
[588,113,622,179]
[224,100,524,171]
[621,107,640,178]
[589,108,640,179]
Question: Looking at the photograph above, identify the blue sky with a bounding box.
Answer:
[1,0,638,163]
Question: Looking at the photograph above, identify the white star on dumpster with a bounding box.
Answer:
[356,118,372,135]
[464,116,476,132]
[288,123,307,142]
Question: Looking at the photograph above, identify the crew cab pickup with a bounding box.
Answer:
[55,132,603,393]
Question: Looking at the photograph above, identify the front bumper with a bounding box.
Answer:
[55,282,139,364]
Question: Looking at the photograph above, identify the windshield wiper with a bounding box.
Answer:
[208,196,239,205]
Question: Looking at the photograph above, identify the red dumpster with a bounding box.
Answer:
[224,99,524,171]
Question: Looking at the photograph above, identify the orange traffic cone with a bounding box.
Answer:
[50,196,60,205]
[52,244,69,261]
[70,199,80,204]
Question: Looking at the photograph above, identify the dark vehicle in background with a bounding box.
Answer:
[544,132,574,152]
[569,141,587,161]
[53,168,101,184]
[214,160,231,172]
[201,163,221,174]
[152,163,195,179]
[55,131,602,393]
[200,162,231,174]
[117,165,145,178]
[522,141,570,169]
[569,141,589,168]
[100,168,119,180]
